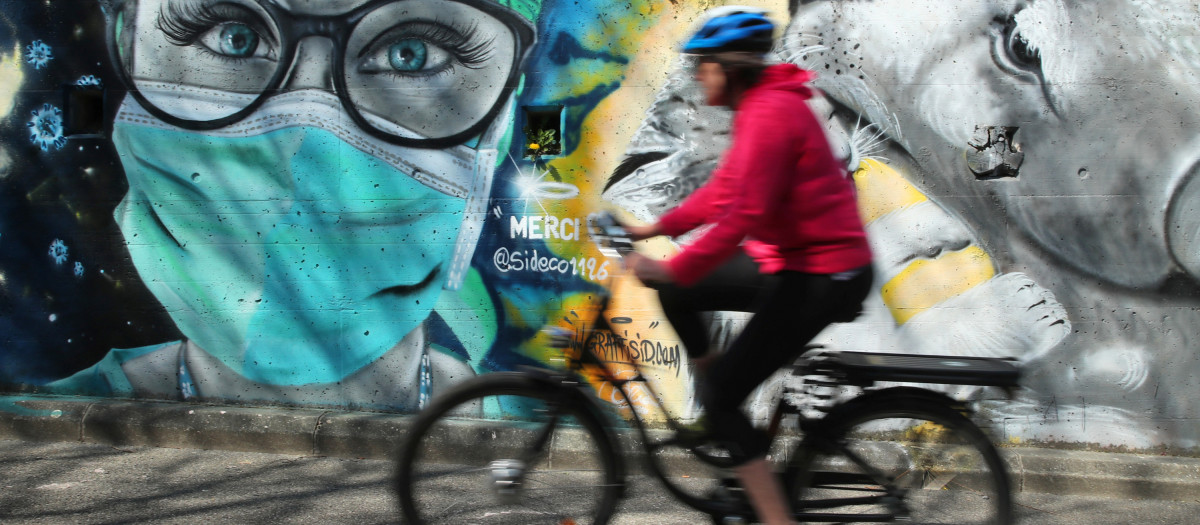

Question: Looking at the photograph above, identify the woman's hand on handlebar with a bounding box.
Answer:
[624,223,661,242]
[626,252,676,286]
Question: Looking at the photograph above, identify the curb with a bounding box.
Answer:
[1004,446,1200,502]
[2,393,1198,502]
[0,394,409,459]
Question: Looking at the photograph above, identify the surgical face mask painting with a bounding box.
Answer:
[103,0,533,387]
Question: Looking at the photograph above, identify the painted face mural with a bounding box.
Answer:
[37,0,538,409]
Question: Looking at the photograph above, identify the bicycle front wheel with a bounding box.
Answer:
[789,388,1013,524]
[395,372,623,524]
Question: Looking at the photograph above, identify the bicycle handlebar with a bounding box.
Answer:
[586,211,635,259]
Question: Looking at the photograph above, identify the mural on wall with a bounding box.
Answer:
[608,0,1200,449]
[2,0,1199,451]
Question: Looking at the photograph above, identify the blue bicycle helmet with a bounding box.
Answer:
[683,9,775,55]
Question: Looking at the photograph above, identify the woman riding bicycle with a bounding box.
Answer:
[623,8,874,524]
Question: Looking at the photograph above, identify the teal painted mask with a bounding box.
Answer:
[111,88,504,385]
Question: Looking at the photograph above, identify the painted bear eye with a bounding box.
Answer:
[989,13,1063,118]
[1004,20,1041,72]
[992,16,1043,77]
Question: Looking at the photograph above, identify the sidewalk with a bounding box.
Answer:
[2,393,1198,502]
[10,439,1200,524]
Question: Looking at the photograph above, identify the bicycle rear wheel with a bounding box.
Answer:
[789,388,1013,524]
[395,372,623,524]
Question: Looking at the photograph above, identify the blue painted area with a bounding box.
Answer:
[547,32,630,66]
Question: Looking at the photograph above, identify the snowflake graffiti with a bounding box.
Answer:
[73,261,84,277]
[25,40,53,69]
[27,104,66,151]
[76,75,101,87]
[48,239,68,265]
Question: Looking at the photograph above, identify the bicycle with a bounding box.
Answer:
[394,212,1020,524]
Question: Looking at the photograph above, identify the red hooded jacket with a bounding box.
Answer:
[657,64,872,286]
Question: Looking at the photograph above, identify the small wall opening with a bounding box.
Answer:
[522,105,563,159]
[63,85,105,138]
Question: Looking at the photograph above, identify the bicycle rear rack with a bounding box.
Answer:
[812,351,1022,388]
[784,348,1023,420]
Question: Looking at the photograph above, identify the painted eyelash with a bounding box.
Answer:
[157,2,276,48]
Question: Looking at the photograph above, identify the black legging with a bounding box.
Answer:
[657,254,873,464]
[656,252,773,358]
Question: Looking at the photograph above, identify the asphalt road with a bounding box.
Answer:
[2,439,1197,524]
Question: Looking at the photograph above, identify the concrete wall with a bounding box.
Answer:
[0,0,1197,451]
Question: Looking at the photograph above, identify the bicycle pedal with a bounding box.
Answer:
[708,481,753,514]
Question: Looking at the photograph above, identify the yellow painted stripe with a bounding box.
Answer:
[853,159,929,224]
[881,245,996,324]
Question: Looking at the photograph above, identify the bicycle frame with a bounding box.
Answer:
[543,293,902,521]
[397,213,1014,524]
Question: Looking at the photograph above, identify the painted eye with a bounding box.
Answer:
[989,14,1062,117]
[993,17,1042,77]
[1003,21,1041,72]
[218,24,260,57]
[194,21,270,59]
[359,35,455,76]
[388,39,428,72]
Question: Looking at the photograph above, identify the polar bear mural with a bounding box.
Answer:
[606,0,1200,449]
